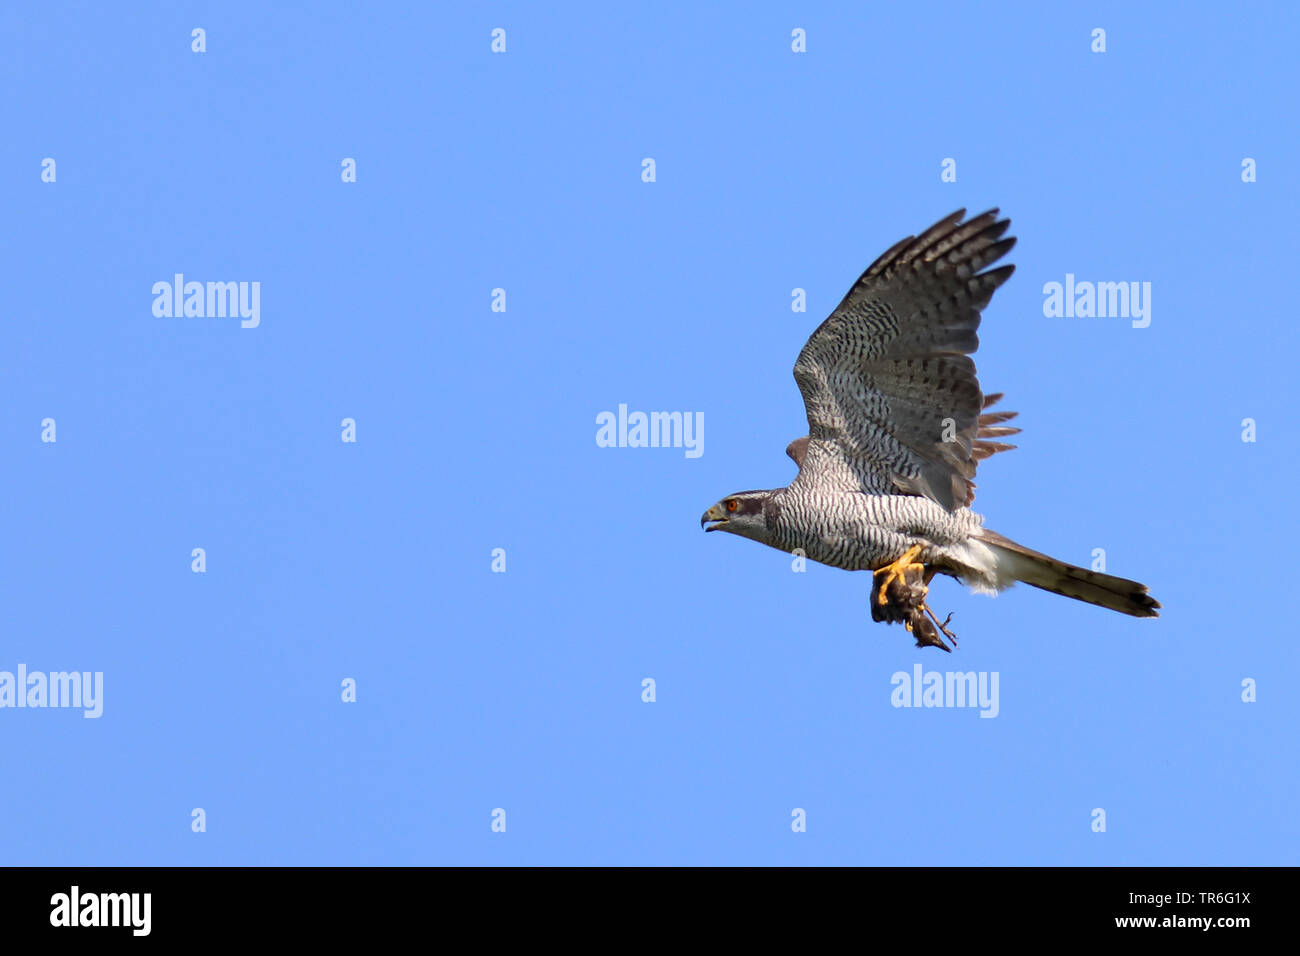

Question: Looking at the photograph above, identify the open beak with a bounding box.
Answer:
[701,503,727,532]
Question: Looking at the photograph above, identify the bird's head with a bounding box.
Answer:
[700,490,776,543]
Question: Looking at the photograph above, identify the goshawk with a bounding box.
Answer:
[700,209,1159,650]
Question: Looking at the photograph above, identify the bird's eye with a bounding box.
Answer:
[726,499,739,513]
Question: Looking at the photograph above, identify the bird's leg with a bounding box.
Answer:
[911,565,958,644]
[919,604,958,647]
[874,544,927,606]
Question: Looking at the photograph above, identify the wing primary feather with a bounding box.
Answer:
[791,210,1019,510]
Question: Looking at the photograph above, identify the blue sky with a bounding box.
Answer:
[2,2,1296,865]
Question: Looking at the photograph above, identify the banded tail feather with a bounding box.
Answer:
[977,528,1160,618]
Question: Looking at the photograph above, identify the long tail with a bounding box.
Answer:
[976,529,1160,618]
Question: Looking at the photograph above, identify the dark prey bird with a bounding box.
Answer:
[700,209,1159,650]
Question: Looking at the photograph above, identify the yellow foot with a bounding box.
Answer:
[874,544,926,606]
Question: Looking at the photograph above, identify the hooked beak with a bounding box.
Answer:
[701,503,727,532]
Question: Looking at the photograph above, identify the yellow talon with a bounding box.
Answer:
[873,544,926,605]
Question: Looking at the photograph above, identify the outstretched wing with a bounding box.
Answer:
[791,209,1017,511]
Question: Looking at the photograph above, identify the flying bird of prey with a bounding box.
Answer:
[700,209,1159,650]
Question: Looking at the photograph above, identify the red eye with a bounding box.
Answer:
[726,499,739,513]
